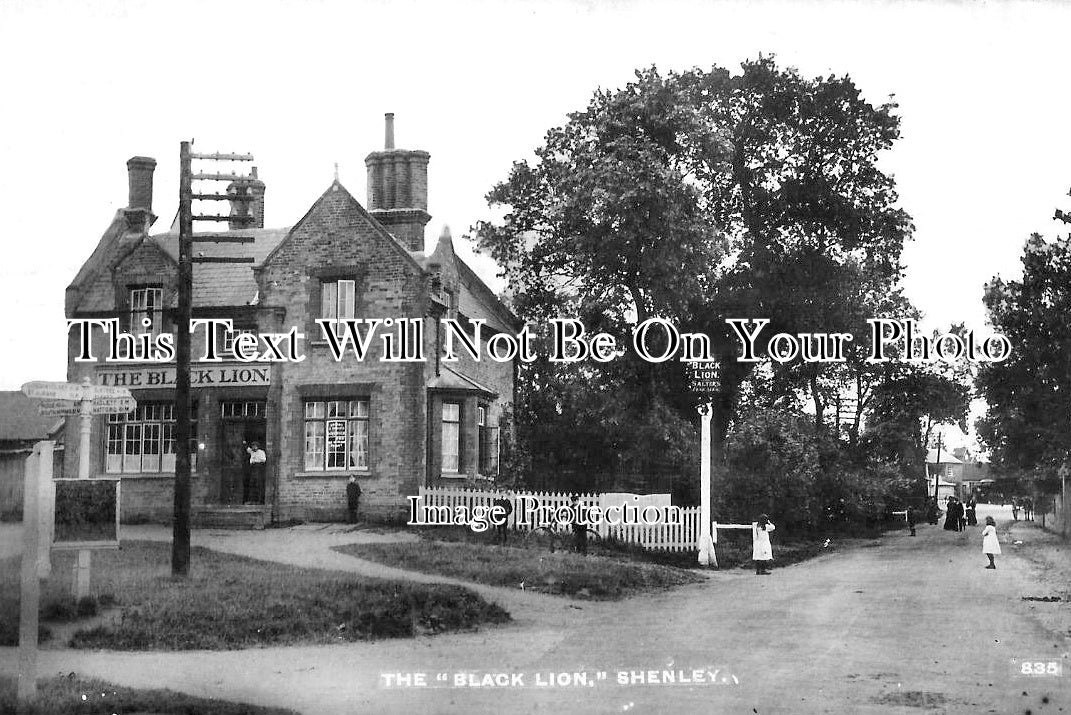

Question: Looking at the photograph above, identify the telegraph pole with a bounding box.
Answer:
[932,431,943,504]
[172,142,255,577]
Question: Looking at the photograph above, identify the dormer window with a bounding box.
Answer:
[224,327,258,358]
[129,287,163,337]
[321,279,356,337]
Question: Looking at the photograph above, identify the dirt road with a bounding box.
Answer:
[2,505,1068,714]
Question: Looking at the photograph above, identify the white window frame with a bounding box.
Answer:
[321,279,356,337]
[303,399,369,471]
[129,287,163,336]
[105,401,197,474]
[223,328,258,359]
[442,401,461,473]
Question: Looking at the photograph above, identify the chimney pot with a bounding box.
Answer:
[385,112,395,150]
[126,156,157,211]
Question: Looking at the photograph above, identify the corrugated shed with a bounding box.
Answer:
[0,392,63,442]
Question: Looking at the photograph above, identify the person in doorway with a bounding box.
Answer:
[346,476,362,523]
[244,441,266,504]
[981,515,1001,569]
[753,514,776,575]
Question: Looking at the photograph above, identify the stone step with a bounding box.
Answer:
[193,506,269,530]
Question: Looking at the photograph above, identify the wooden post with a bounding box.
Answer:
[697,403,716,567]
[18,441,53,706]
[173,140,193,577]
[74,385,92,599]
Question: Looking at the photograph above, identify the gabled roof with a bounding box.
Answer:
[425,227,519,332]
[426,366,497,398]
[260,181,424,274]
[151,227,291,307]
[0,392,63,442]
[926,449,962,465]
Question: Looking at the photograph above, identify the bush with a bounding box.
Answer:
[718,407,914,534]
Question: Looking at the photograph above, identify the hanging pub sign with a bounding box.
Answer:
[52,478,121,550]
[687,360,720,399]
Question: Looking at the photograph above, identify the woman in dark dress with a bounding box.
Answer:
[943,497,961,531]
[965,497,977,526]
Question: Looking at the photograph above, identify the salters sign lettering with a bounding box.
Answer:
[96,363,271,389]
[687,360,720,398]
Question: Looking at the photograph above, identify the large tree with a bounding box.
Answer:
[474,58,911,487]
[977,229,1071,490]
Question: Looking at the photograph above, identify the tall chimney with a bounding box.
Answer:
[226,167,266,230]
[365,114,430,252]
[126,156,156,210]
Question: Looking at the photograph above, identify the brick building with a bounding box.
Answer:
[64,116,517,525]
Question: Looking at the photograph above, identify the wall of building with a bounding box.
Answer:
[257,183,430,521]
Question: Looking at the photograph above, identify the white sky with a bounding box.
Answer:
[1,0,1070,442]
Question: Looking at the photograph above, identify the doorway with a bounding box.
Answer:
[219,400,267,505]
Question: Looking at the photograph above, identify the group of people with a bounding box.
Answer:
[942,496,977,532]
[939,495,1003,569]
[1011,497,1034,521]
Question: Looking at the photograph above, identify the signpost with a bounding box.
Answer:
[689,361,720,567]
[17,440,53,707]
[21,378,133,599]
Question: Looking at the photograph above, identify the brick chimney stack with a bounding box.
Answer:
[227,166,266,230]
[127,156,156,211]
[365,113,430,252]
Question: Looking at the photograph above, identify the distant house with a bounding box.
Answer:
[926,448,961,501]
[0,392,63,517]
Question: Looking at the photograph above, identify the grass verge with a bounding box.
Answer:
[334,539,704,599]
[0,540,508,650]
[0,674,298,715]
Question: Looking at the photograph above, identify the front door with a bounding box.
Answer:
[219,401,267,505]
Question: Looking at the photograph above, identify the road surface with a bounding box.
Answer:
[2,504,1068,714]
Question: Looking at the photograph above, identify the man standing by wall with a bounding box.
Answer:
[346,476,362,523]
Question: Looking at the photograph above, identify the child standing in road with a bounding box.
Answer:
[753,514,776,575]
[982,515,1001,569]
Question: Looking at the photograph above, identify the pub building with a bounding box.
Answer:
[63,115,517,526]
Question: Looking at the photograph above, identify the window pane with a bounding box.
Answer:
[321,281,337,320]
[124,424,142,472]
[327,400,346,418]
[305,421,324,471]
[106,423,123,473]
[349,419,368,469]
[443,403,460,422]
[325,419,346,469]
[338,280,355,319]
[442,421,459,472]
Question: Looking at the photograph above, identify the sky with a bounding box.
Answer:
[1,0,1070,448]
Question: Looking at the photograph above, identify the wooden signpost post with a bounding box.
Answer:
[688,361,720,567]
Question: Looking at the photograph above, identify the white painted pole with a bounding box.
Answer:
[18,441,51,705]
[74,378,92,601]
[697,403,716,567]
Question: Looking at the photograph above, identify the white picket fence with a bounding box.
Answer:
[417,485,702,552]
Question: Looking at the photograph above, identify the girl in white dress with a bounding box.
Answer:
[753,514,776,575]
[982,515,1001,569]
